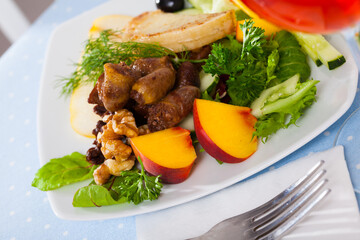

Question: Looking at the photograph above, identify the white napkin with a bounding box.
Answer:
[136,146,360,239]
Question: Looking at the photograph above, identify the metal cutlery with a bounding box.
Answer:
[190,160,331,240]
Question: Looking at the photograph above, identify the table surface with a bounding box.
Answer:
[0,0,359,239]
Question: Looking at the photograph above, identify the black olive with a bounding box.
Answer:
[155,0,184,12]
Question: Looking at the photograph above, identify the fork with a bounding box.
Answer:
[190,160,331,240]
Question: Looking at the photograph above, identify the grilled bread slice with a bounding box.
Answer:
[123,10,236,52]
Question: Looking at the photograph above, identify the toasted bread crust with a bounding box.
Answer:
[123,10,236,52]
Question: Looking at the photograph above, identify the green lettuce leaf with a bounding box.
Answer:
[267,49,279,83]
[275,31,311,82]
[254,80,318,142]
[253,112,287,142]
[32,152,97,191]
[73,177,127,207]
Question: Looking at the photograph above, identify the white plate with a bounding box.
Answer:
[37,0,358,220]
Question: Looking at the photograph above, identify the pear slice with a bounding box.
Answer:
[70,84,101,138]
[89,14,133,38]
[70,15,133,138]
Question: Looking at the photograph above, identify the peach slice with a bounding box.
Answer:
[130,127,197,184]
[193,99,258,163]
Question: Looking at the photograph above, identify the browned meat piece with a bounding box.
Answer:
[133,103,151,118]
[130,56,176,105]
[147,86,200,132]
[189,45,212,70]
[131,67,176,104]
[175,61,200,88]
[89,74,108,117]
[131,56,174,76]
[98,63,141,112]
[88,74,104,105]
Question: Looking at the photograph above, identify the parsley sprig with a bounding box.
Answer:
[72,156,163,207]
[202,19,277,106]
[118,157,163,205]
[240,20,266,60]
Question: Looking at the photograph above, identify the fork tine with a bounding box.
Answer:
[242,160,325,219]
[251,169,326,228]
[253,179,329,239]
[268,189,331,240]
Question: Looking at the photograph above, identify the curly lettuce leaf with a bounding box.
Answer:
[32,152,97,191]
[253,112,286,142]
[254,80,318,142]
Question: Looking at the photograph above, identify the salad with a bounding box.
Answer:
[32,0,346,208]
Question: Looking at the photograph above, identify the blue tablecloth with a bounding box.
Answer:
[1,0,359,239]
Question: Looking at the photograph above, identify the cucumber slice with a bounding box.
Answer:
[199,70,217,92]
[301,43,323,67]
[292,32,346,70]
[251,74,300,118]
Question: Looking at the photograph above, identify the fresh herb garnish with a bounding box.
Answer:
[203,20,277,106]
[59,30,202,96]
[32,152,98,191]
[240,19,266,60]
[203,36,243,76]
[73,157,162,207]
[118,157,163,205]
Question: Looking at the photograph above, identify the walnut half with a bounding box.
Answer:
[93,155,135,185]
[93,109,140,185]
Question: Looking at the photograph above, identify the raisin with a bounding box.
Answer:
[86,147,105,165]
[93,105,107,116]
[92,120,106,137]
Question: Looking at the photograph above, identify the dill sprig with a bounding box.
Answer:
[59,30,202,96]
